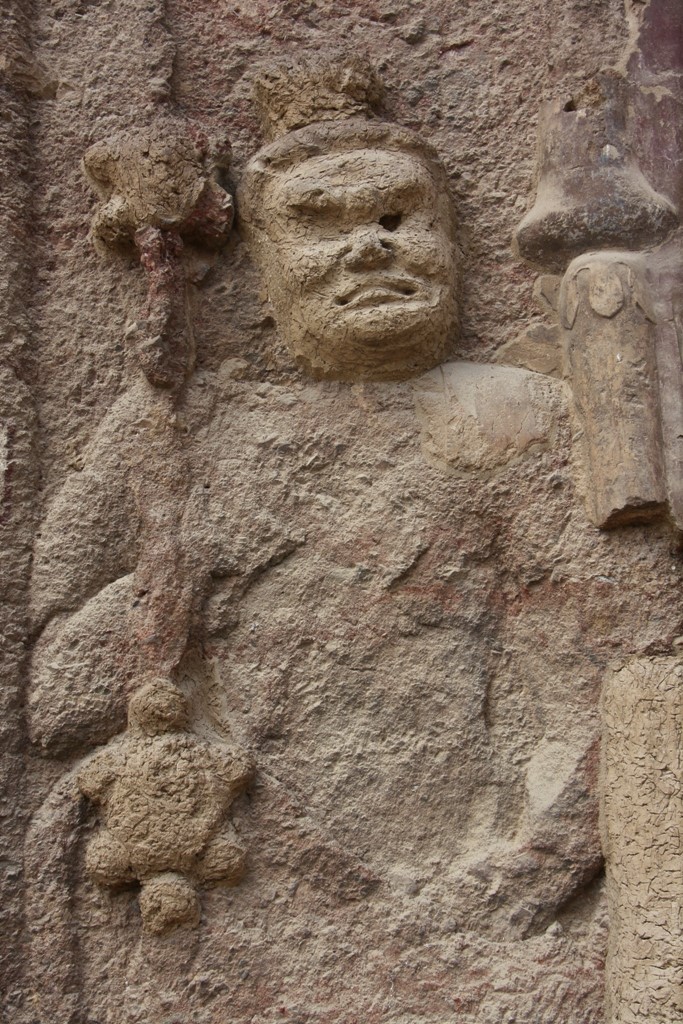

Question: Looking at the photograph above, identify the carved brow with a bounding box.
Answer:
[283,187,342,214]
[380,176,428,204]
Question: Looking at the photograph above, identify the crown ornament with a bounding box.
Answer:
[253,53,383,141]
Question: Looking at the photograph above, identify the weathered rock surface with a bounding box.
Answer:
[1,2,681,1024]
[21,363,682,1023]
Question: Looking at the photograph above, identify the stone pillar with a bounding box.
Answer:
[601,656,683,1023]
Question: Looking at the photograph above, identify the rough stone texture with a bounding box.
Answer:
[601,656,683,1022]
[2,3,681,1024]
[627,0,683,532]
[415,361,564,475]
[0,2,39,1016]
[28,364,679,1024]
[84,121,234,388]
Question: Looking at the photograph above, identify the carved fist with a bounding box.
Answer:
[83,122,233,253]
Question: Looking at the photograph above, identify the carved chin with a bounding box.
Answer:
[284,293,454,380]
[291,318,451,381]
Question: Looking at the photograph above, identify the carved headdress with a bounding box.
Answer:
[252,53,384,142]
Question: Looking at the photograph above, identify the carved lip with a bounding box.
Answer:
[335,276,421,309]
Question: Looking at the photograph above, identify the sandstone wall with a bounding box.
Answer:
[1,2,680,1023]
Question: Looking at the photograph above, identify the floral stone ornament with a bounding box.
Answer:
[78,678,252,934]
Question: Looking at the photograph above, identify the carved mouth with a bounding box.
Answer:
[335,278,420,309]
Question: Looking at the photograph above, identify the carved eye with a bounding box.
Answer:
[287,191,340,221]
[379,213,402,232]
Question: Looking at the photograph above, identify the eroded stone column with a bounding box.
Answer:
[601,655,683,1022]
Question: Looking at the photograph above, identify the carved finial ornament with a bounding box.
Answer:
[83,120,234,389]
[514,72,677,272]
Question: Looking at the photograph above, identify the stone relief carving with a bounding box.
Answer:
[16,22,681,1024]
[25,57,600,997]
[558,251,665,527]
[239,55,460,382]
[510,9,683,1021]
[414,362,563,477]
[236,55,603,940]
[514,75,677,273]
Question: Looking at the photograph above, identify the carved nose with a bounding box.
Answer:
[346,228,392,269]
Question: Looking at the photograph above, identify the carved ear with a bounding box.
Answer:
[83,140,114,194]
[205,132,232,176]
[559,267,580,329]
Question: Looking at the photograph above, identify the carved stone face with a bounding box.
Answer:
[249,146,458,380]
